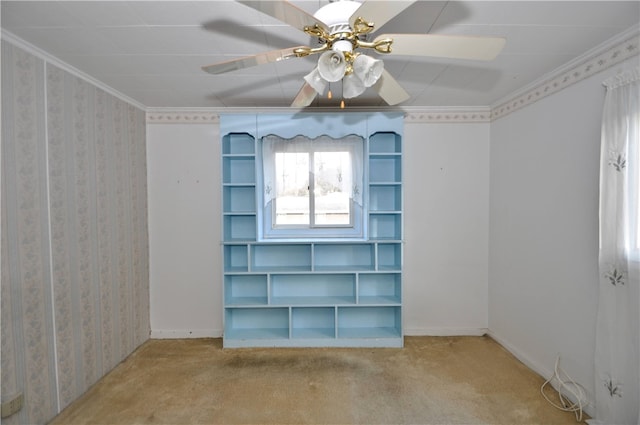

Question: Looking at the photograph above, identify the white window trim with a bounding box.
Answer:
[258,134,365,241]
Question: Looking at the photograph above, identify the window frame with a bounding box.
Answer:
[258,135,366,241]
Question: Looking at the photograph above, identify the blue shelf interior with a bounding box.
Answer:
[225,274,268,305]
[251,244,312,271]
[223,133,255,155]
[359,273,401,304]
[369,132,401,154]
[271,274,356,305]
[292,307,336,338]
[369,214,401,240]
[224,245,248,272]
[337,306,401,338]
[225,308,289,339]
[314,244,375,271]
[224,215,256,241]
[369,156,401,183]
[377,244,402,270]
[369,184,401,211]
[223,186,256,213]
[223,157,255,184]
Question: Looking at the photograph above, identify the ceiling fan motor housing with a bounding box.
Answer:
[314,0,362,53]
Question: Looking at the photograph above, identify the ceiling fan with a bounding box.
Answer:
[202,0,506,107]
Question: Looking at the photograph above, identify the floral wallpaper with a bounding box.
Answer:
[1,41,149,425]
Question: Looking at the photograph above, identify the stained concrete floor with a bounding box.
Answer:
[49,336,585,424]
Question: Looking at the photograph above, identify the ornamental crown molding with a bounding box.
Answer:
[491,25,639,121]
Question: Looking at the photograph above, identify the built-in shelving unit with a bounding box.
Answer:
[221,114,403,348]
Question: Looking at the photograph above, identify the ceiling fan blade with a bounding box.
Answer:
[291,82,318,108]
[202,46,306,74]
[238,1,329,34]
[373,69,410,106]
[376,33,506,61]
[349,1,416,33]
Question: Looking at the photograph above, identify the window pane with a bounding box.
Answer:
[274,152,309,225]
[314,151,351,225]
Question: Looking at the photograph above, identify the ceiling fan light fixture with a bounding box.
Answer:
[353,54,384,87]
[342,72,366,99]
[317,50,347,82]
[303,68,327,95]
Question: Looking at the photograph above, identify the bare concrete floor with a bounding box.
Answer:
[49,336,584,424]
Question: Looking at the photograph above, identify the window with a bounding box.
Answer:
[260,134,364,240]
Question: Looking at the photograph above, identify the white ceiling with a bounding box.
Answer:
[2,1,639,109]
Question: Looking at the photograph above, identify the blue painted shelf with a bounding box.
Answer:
[221,114,403,348]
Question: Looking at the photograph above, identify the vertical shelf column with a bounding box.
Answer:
[222,133,256,241]
[359,131,403,341]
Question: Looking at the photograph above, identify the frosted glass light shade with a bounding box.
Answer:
[343,73,366,98]
[318,50,347,82]
[304,68,327,94]
[353,55,384,87]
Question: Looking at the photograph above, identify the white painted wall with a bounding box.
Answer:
[404,122,490,335]
[488,56,640,409]
[147,119,491,337]
[147,123,222,337]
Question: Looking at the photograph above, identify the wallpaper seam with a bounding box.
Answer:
[41,60,61,415]
[89,87,104,381]
[107,97,122,362]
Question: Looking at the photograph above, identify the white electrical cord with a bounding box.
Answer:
[541,356,588,422]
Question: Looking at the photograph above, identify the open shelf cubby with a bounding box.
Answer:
[369,132,401,154]
[271,274,356,305]
[377,243,402,271]
[314,243,376,271]
[292,307,336,339]
[358,273,401,304]
[337,306,402,339]
[223,186,256,213]
[223,157,255,184]
[369,213,401,240]
[224,274,268,306]
[225,307,289,340]
[369,184,401,212]
[251,244,312,272]
[222,133,255,155]
[223,215,256,241]
[369,155,401,183]
[221,115,403,348]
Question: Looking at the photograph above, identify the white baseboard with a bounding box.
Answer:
[404,327,488,336]
[150,329,223,339]
[486,330,553,378]
[486,330,595,419]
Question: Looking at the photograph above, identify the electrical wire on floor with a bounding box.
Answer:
[541,356,588,422]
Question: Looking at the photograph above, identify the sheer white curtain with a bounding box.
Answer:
[261,134,364,207]
[594,67,640,425]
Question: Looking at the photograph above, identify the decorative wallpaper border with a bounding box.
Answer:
[145,111,219,124]
[491,28,639,121]
[146,108,493,124]
[404,108,492,123]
